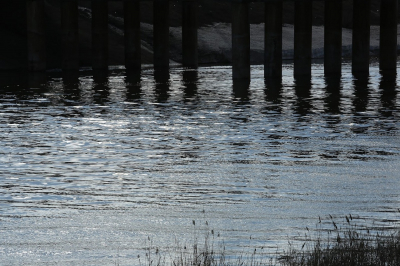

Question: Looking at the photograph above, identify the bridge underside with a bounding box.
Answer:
[2,0,399,78]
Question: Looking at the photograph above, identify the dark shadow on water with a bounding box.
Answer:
[93,70,110,105]
[0,71,59,109]
[62,71,81,105]
[182,69,198,102]
[262,79,285,152]
[324,75,342,129]
[125,69,142,102]
[324,75,341,115]
[232,79,250,104]
[28,72,47,90]
[231,79,250,123]
[379,72,397,118]
[0,72,49,107]
[264,78,283,113]
[351,73,370,134]
[0,71,29,96]
[323,75,342,128]
[154,68,170,103]
[352,72,369,114]
[26,73,49,105]
[294,76,312,117]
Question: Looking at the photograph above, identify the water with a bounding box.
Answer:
[1,63,400,265]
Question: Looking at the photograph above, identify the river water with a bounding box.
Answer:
[1,63,400,265]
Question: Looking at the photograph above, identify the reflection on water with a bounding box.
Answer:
[0,64,400,265]
[380,73,398,118]
[353,73,370,114]
[182,69,198,101]
[324,75,341,114]
[63,71,81,105]
[232,79,250,102]
[294,76,312,116]
[126,70,142,102]
[154,68,170,102]
[93,70,110,105]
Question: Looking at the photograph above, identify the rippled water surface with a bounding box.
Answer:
[1,64,400,265]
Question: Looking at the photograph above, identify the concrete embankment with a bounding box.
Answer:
[171,23,400,65]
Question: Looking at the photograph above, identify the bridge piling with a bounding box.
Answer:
[153,0,170,69]
[380,0,398,74]
[92,0,109,70]
[294,0,312,79]
[27,0,46,71]
[352,0,370,74]
[124,0,141,70]
[19,0,400,77]
[232,1,250,80]
[324,0,342,76]
[61,0,79,71]
[182,0,198,68]
[264,0,283,79]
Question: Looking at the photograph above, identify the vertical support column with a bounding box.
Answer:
[153,0,170,69]
[182,0,198,68]
[26,0,46,71]
[352,0,370,74]
[124,0,141,70]
[380,0,398,74]
[324,0,342,76]
[264,0,282,79]
[92,0,108,70]
[294,0,312,79]
[232,1,250,80]
[61,0,79,71]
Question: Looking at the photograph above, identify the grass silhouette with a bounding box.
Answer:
[136,215,400,266]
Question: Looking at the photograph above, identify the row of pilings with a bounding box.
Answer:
[26,0,398,79]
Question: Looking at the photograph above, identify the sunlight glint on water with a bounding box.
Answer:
[0,63,400,265]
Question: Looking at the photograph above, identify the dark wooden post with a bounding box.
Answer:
[264,0,283,79]
[232,1,250,80]
[124,0,141,70]
[61,0,79,70]
[324,0,342,76]
[153,0,170,69]
[352,0,370,74]
[27,0,46,71]
[294,0,312,79]
[182,0,198,68]
[92,0,108,70]
[380,0,398,74]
